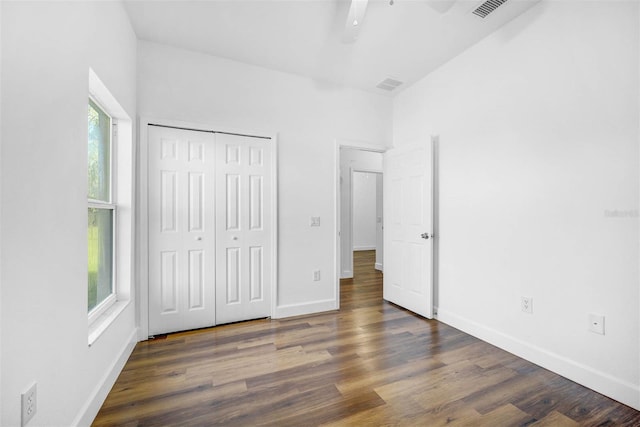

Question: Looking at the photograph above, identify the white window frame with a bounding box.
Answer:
[87,97,117,324]
[87,68,134,345]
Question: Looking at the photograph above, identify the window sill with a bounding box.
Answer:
[88,299,130,346]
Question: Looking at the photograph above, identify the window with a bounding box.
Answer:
[88,98,116,314]
[87,68,133,345]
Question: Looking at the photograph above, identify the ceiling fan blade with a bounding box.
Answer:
[342,0,369,44]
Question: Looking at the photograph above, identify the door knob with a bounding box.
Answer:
[232,236,238,241]
[421,232,432,240]
[195,236,202,241]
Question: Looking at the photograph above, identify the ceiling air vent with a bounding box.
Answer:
[472,0,509,18]
[376,78,403,91]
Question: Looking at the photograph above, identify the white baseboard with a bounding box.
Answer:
[341,270,353,279]
[73,328,138,426]
[353,246,376,251]
[273,299,338,319]
[374,262,383,271]
[436,308,640,411]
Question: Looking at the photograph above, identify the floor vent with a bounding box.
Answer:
[472,0,509,18]
[376,78,403,91]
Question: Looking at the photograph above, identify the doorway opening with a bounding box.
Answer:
[336,138,438,319]
[351,170,383,273]
[336,143,386,309]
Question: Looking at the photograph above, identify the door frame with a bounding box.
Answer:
[334,136,439,315]
[138,117,278,340]
[334,139,388,310]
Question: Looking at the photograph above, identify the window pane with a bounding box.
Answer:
[88,208,114,312]
[88,99,111,202]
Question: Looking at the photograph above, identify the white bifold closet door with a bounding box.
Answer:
[214,133,272,325]
[148,125,272,336]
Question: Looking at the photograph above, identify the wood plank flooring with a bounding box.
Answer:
[94,251,640,426]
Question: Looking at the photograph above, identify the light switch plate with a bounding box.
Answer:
[588,313,605,335]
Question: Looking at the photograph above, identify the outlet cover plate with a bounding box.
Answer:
[521,296,533,314]
[21,382,37,426]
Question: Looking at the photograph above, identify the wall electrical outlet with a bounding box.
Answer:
[589,313,605,335]
[521,296,533,314]
[313,270,321,281]
[21,382,37,426]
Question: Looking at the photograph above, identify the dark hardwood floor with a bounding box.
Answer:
[94,251,640,426]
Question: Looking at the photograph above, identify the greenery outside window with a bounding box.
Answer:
[88,98,116,315]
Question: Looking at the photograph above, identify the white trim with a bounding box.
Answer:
[87,69,134,344]
[88,300,131,346]
[437,308,640,411]
[269,137,279,323]
[352,168,383,174]
[138,117,278,339]
[374,262,383,271]
[338,138,390,153]
[0,1,4,409]
[334,142,341,299]
[87,293,117,326]
[341,269,353,279]
[88,201,116,209]
[353,246,376,251]
[138,119,149,340]
[89,70,129,119]
[273,299,338,319]
[637,4,640,411]
[74,328,138,427]
[349,167,354,277]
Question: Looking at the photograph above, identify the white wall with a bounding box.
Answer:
[339,148,383,278]
[353,172,378,250]
[138,41,392,317]
[1,2,138,425]
[394,0,639,409]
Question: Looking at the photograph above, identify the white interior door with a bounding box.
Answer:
[215,133,272,325]
[383,141,434,318]
[148,126,216,335]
